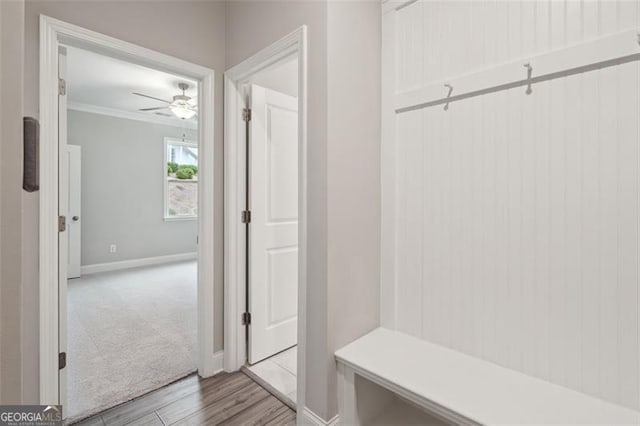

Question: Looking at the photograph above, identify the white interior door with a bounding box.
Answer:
[248,84,299,364]
[67,145,81,279]
[57,46,69,413]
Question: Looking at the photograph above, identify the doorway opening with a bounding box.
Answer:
[224,27,308,412]
[242,57,300,407]
[62,44,200,420]
[39,16,216,421]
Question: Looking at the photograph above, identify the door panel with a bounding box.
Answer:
[249,84,298,364]
[267,106,298,223]
[267,247,298,325]
[67,145,81,279]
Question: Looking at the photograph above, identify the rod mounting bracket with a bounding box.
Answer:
[524,63,533,95]
[443,84,453,111]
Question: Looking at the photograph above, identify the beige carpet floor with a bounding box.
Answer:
[67,260,197,421]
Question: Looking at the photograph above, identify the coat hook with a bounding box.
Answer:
[443,84,453,111]
[524,63,533,95]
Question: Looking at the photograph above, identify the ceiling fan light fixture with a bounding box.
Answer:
[170,104,196,120]
[135,82,197,120]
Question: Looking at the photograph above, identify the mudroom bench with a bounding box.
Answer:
[335,328,640,425]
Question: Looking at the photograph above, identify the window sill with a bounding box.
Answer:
[164,216,198,222]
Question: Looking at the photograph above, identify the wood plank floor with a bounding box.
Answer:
[72,372,295,426]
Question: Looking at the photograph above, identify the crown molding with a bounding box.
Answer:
[67,101,197,130]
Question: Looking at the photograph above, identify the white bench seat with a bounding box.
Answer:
[335,328,640,425]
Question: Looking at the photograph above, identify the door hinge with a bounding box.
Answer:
[58,78,66,96]
[58,215,66,232]
[241,210,251,224]
[242,108,251,122]
[59,352,66,370]
[242,312,252,325]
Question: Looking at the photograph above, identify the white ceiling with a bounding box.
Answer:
[251,56,298,97]
[65,45,198,126]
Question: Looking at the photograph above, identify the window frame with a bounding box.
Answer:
[164,136,199,221]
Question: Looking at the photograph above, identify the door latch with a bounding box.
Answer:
[58,216,66,232]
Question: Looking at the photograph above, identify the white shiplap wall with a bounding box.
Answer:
[382,0,640,411]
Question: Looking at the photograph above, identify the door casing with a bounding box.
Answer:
[38,15,217,405]
[223,26,308,413]
[57,46,68,411]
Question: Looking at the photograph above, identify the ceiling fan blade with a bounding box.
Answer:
[139,106,169,111]
[132,92,171,104]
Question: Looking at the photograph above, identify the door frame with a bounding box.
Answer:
[39,15,217,404]
[223,26,307,410]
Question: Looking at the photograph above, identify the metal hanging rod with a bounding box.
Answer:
[395,29,640,114]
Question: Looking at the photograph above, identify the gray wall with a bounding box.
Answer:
[68,110,197,266]
[226,2,380,421]
[326,0,381,418]
[20,0,226,403]
[1,0,25,404]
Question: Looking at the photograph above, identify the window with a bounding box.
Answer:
[165,138,198,220]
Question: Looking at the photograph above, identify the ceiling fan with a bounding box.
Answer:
[133,82,197,120]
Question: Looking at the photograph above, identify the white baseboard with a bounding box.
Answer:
[81,252,197,275]
[300,407,339,426]
[199,350,224,378]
